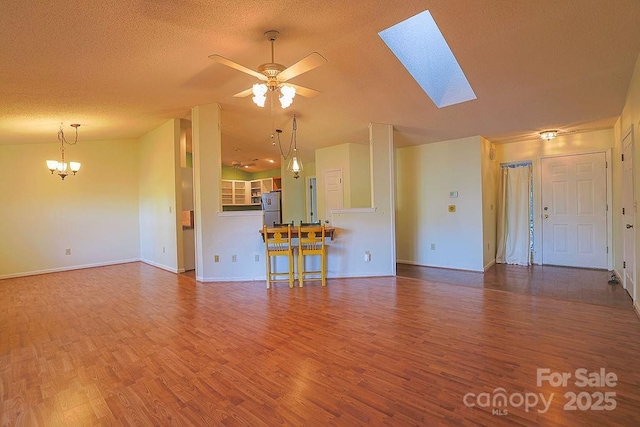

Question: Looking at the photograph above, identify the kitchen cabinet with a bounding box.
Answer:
[250,178,274,204]
[221,180,249,205]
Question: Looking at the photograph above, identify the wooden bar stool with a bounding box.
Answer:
[297,224,327,287]
[263,224,294,289]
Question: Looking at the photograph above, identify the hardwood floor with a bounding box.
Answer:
[396,263,633,308]
[2,262,640,426]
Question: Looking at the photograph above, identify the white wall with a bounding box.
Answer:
[138,119,182,273]
[395,136,485,271]
[496,128,613,265]
[0,138,140,278]
[192,103,266,282]
[330,123,396,277]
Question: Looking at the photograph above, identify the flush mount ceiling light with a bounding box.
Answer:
[540,130,558,141]
[46,123,81,180]
[209,30,326,109]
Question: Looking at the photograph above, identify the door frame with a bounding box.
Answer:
[536,149,612,270]
[305,176,317,223]
[622,125,636,301]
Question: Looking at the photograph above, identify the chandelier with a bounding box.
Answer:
[46,123,81,180]
[272,115,304,179]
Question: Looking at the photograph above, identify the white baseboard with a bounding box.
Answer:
[484,259,496,272]
[0,258,141,280]
[140,259,179,274]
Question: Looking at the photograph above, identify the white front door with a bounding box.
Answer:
[541,153,608,268]
[323,169,343,223]
[622,127,636,301]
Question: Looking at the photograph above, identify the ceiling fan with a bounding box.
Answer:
[209,30,327,108]
[231,160,257,169]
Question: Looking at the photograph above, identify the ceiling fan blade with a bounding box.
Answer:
[233,87,254,98]
[278,52,327,82]
[286,83,322,98]
[209,54,266,81]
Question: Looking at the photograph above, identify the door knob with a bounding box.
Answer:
[627,224,634,229]
[544,214,549,219]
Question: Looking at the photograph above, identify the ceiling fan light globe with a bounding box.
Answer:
[279,95,293,109]
[280,85,296,99]
[252,83,267,96]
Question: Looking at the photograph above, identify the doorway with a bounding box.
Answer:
[540,152,608,269]
[323,169,343,223]
[306,176,318,223]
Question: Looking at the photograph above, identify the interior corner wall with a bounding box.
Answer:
[395,136,485,271]
[0,138,140,279]
[481,137,498,269]
[138,119,182,273]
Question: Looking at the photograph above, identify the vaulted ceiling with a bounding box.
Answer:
[2,0,639,171]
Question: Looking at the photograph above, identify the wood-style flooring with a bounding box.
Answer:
[397,263,632,309]
[2,262,640,426]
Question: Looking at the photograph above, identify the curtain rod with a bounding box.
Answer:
[500,161,532,168]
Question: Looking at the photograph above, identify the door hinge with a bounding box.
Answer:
[606,161,608,168]
[623,207,626,215]
[623,261,626,268]
[606,246,609,254]
[622,154,625,161]
[606,203,608,211]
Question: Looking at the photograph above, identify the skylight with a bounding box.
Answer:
[378,10,476,108]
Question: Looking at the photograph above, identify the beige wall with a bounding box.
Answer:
[138,119,183,272]
[349,143,372,208]
[0,138,140,278]
[395,136,486,271]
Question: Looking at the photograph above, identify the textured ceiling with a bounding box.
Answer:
[1,0,639,171]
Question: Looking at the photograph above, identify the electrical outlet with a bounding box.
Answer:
[364,251,371,262]
[162,247,166,254]
[232,254,237,262]
[214,255,219,262]
[430,243,435,250]
[65,248,71,255]
[255,254,260,262]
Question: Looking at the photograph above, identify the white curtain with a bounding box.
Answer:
[496,164,531,266]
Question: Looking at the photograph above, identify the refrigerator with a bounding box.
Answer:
[262,191,282,226]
